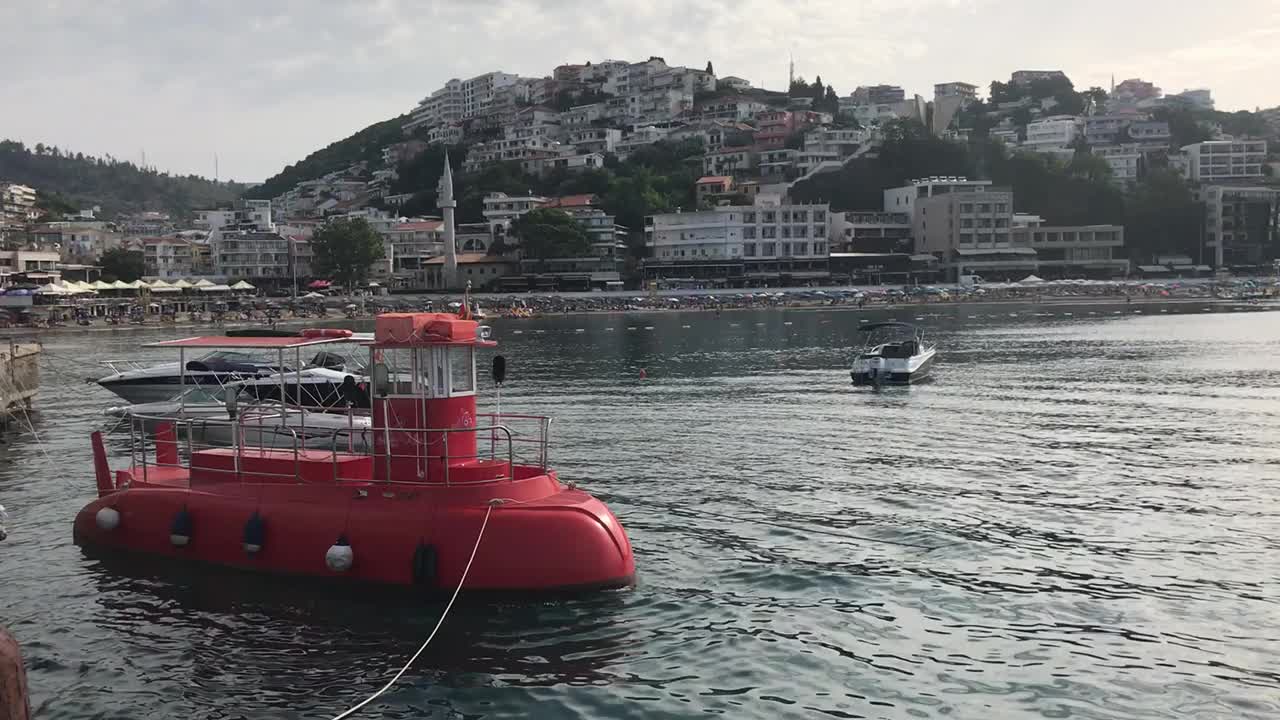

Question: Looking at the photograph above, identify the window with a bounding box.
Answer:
[796,225,809,238]
[743,227,756,239]
[961,218,973,228]
[781,226,791,239]
[449,346,474,393]
[744,212,756,223]
[960,203,973,213]
[978,203,991,213]
[959,233,974,244]
[781,242,791,256]
[763,212,776,223]
[744,243,756,257]
[781,211,791,222]
[815,224,826,237]
[996,203,1007,213]
[795,242,808,255]
[762,226,776,239]
[814,242,826,255]
[813,211,825,223]
[762,242,776,256]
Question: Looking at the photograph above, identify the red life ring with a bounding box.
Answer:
[300,328,353,339]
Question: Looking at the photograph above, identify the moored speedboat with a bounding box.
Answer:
[850,322,936,386]
[74,312,636,593]
[94,331,371,405]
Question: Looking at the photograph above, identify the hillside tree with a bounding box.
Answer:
[309,218,386,288]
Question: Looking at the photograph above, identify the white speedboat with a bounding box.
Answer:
[95,332,371,404]
[850,322,936,387]
[106,387,373,451]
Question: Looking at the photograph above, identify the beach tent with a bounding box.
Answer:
[193,279,216,288]
[91,280,113,291]
[171,279,194,289]
[1020,275,1045,284]
[110,280,132,290]
[301,292,325,300]
[230,280,256,291]
[199,284,232,292]
[35,283,68,295]
[148,279,181,293]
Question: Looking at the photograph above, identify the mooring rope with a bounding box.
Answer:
[329,500,496,720]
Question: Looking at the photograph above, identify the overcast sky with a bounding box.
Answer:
[3,0,1276,183]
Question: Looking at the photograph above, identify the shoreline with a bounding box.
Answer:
[3,295,1273,337]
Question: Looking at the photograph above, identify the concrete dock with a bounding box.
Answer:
[0,340,41,424]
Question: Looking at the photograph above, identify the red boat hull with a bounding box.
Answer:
[73,472,635,592]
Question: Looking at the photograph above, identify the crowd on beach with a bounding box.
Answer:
[3,278,1276,331]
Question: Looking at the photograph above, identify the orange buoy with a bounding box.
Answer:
[0,627,30,720]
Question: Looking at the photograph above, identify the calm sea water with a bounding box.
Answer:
[2,302,1279,719]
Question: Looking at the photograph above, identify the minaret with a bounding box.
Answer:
[438,151,458,290]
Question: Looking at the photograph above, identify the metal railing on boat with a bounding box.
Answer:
[121,409,551,487]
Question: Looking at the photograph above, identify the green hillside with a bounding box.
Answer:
[0,139,245,220]
[243,116,407,200]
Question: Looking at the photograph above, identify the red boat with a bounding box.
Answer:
[73,312,636,592]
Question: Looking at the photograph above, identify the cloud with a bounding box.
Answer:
[1,0,1275,181]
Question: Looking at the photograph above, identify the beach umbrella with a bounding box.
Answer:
[91,280,113,291]
[35,283,67,295]
[110,280,132,290]
[193,279,216,288]
[172,279,194,289]
[230,280,256,291]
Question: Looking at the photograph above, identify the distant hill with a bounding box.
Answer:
[243,116,407,200]
[0,139,245,220]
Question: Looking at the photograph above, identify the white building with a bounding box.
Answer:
[520,152,604,177]
[615,126,673,158]
[403,71,527,133]
[719,76,752,91]
[644,200,831,283]
[1092,146,1142,186]
[884,177,995,217]
[1024,115,1082,152]
[1181,140,1268,182]
[561,103,605,130]
[212,231,295,282]
[567,127,622,155]
[482,192,548,235]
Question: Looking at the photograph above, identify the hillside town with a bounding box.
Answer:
[2,57,1279,303]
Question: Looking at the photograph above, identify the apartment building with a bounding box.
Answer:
[1199,184,1280,268]
[615,126,672,158]
[934,82,978,101]
[1010,70,1067,86]
[1092,146,1142,186]
[850,85,905,104]
[567,127,622,155]
[703,147,758,177]
[0,182,38,239]
[1181,140,1268,182]
[1024,115,1082,152]
[1010,223,1129,277]
[212,231,296,281]
[0,248,61,286]
[520,152,604,177]
[831,212,912,253]
[143,237,201,279]
[884,177,995,217]
[643,200,830,285]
